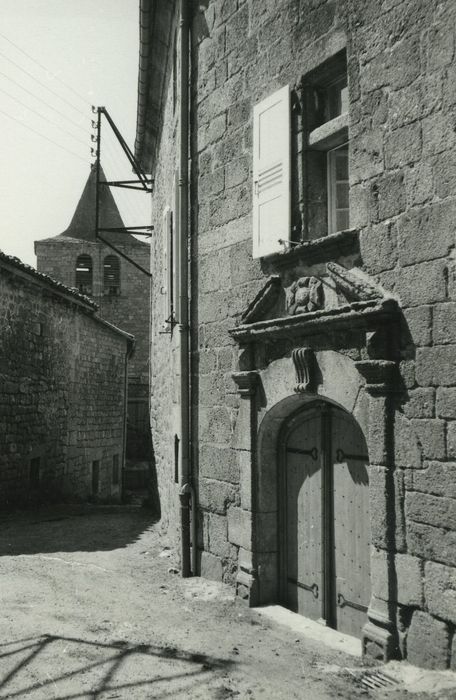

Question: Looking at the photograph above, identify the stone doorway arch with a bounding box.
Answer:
[232,350,399,660]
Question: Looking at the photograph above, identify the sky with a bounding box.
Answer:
[0,0,150,266]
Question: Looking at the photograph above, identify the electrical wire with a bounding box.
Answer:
[0,31,91,108]
[0,108,87,163]
[0,85,88,148]
[0,68,88,133]
[0,49,89,120]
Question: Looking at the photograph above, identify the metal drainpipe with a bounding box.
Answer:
[178,0,192,578]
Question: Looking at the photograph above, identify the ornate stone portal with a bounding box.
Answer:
[230,260,402,661]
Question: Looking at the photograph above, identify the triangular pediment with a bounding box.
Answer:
[232,263,398,343]
[240,263,386,325]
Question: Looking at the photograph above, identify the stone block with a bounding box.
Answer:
[407,611,450,669]
[399,260,447,308]
[422,111,456,158]
[349,183,370,229]
[410,419,445,460]
[200,551,223,581]
[398,200,456,267]
[369,466,391,549]
[360,222,398,273]
[407,520,456,566]
[433,151,456,199]
[403,388,435,419]
[350,129,384,184]
[199,444,240,484]
[371,171,406,221]
[225,155,250,189]
[207,512,230,558]
[227,506,251,549]
[434,303,456,344]
[425,561,456,625]
[447,422,456,460]
[405,162,434,207]
[198,477,237,515]
[239,449,252,509]
[199,405,232,445]
[403,306,432,347]
[416,347,456,387]
[384,122,421,169]
[437,389,456,419]
[406,491,456,531]
[394,412,423,469]
[408,461,456,499]
[370,547,389,601]
[396,553,423,607]
[389,35,421,90]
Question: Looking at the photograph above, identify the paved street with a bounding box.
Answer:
[0,506,454,699]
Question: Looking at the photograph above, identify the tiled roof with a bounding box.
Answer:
[0,249,97,308]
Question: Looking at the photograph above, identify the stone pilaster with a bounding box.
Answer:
[355,359,400,661]
[231,370,260,605]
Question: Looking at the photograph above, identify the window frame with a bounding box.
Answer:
[327,141,349,235]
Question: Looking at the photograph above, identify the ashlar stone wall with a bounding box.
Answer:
[145,0,456,667]
[0,253,131,506]
[35,237,150,386]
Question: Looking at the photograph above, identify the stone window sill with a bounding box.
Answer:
[264,228,359,267]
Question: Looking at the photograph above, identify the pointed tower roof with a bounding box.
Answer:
[58,164,143,246]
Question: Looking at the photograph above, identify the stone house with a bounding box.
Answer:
[134,0,456,667]
[0,250,133,505]
[35,165,153,500]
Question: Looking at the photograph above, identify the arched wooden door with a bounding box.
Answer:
[280,402,371,639]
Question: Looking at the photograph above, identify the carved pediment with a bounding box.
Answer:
[232,263,398,343]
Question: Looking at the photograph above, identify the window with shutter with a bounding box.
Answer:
[252,85,291,258]
[75,254,93,295]
[103,255,120,296]
[172,170,180,322]
[161,206,173,325]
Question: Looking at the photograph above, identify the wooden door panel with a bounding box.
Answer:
[285,411,322,619]
[332,409,370,639]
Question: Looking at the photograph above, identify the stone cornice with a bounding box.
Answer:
[230,298,399,344]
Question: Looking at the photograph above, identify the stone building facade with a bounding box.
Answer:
[135,0,456,667]
[35,166,153,499]
[0,250,133,506]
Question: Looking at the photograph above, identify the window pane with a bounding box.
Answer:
[336,209,350,231]
[335,148,348,179]
[336,182,349,209]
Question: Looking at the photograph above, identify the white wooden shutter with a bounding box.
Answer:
[252,85,290,258]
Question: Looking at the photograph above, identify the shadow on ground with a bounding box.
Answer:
[0,506,158,556]
[0,633,235,699]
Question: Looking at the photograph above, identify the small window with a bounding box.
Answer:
[327,143,349,233]
[30,457,40,487]
[92,460,100,495]
[103,255,120,296]
[75,255,93,295]
[325,76,348,122]
[112,454,120,486]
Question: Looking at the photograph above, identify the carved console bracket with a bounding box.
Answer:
[232,370,259,396]
[355,360,398,396]
[292,347,315,393]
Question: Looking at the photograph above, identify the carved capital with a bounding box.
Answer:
[232,370,259,396]
[355,360,397,396]
[292,347,315,393]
